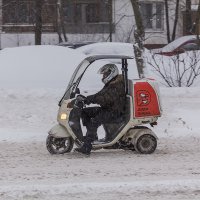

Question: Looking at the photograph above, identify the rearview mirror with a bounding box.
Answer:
[75,87,80,95]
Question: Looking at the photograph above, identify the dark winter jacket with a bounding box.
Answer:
[85,75,126,115]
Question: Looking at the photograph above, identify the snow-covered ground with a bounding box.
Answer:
[1,45,200,199]
[1,87,200,200]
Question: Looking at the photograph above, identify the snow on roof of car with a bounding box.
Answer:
[162,35,198,52]
[76,42,136,56]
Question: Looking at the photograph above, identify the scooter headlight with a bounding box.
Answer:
[60,113,68,120]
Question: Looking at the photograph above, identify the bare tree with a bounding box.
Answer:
[108,0,113,42]
[130,0,145,78]
[164,0,180,43]
[57,0,67,43]
[1,0,56,46]
[195,0,200,42]
[172,0,180,41]
[35,0,44,45]
[146,51,200,87]
[164,0,171,43]
[0,1,2,46]
[185,0,192,34]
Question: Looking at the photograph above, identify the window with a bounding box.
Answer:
[63,1,82,24]
[181,42,200,51]
[78,61,105,93]
[3,0,35,24]
[63,0,109,24]
[140,2,164,31]
[86,3,100,23]
[62,0,111,33]
[2,0,57,32]
[183,10,200,35]
[2,0,112,34]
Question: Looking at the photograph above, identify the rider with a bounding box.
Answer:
[75,63,126,155]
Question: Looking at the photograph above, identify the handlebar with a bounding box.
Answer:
[74,95,86,109]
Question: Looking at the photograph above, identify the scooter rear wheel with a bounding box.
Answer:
[135,134,157,154]
[46,135,74,154]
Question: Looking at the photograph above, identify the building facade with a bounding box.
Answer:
[0,0,199,49]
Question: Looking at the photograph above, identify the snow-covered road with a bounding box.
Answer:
[1,137,200,200]
[1,87,200,199]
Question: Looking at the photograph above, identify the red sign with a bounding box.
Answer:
[134,82,161,118]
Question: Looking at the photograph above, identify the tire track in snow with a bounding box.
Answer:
[1,180,200,200]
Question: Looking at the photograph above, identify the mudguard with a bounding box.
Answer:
[48,124,71,138]
[123,126,158,144]
[133,127,157,145]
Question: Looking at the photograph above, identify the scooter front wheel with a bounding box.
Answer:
[46,135,74,154]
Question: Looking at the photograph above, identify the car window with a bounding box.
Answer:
[181,43,199,51]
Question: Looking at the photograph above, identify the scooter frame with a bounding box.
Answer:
[48,55,160,152]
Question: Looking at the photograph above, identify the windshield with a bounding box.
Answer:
[59,55,135,105]
[61,59,90,101]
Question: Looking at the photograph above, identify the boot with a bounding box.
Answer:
[75,137,92,155]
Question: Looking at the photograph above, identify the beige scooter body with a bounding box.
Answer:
[47,55,162,154]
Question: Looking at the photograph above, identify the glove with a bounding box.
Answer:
[74,95,86,109]
[84,95,94,105]
[76,95,86,102]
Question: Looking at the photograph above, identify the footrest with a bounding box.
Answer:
[92,138,111,145]
[92,140,105,145]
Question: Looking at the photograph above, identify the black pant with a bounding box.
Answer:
[81,107,119,141]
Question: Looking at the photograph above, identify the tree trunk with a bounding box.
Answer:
[35,0,43,45]
[57,0,67,42]
[130,0,145,78]
[172,0,180,41]
[185,0,192,34]
[195,0,200,42]
[108,0,113,42]
[56,0,62,43]
[164,0,171,43]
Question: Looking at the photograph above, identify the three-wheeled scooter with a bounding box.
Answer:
[46,55,162,154]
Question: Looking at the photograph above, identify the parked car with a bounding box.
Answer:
[57,41,95,49]
[151,35,200,56]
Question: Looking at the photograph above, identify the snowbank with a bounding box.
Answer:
[0,87,200,142]
[1,45,200,200]
[0,45,85,88]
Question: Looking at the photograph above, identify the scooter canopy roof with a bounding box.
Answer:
[84,55,134,63]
